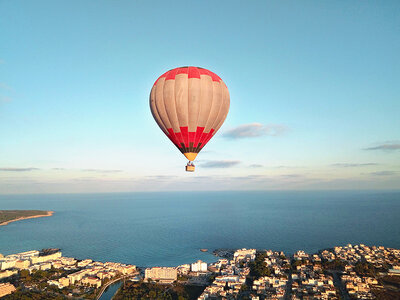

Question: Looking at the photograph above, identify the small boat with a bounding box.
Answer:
[200,249,208,252]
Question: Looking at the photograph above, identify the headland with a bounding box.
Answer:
[0,210,54,226]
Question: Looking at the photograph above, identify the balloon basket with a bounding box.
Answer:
[185,163,195,172]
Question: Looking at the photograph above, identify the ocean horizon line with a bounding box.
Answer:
[1,189,400,197]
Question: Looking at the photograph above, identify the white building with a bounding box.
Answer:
[145,267,177,283]
[68,269,89,284]
[0,258,17,271]
[77,259,92,268]
[177,264,191,275]
[0,270,18,279]
[30,251,62,264]
[60,257,76,265]
[191,260,208,272]
[234,249,256,263]
[13,250,39,260]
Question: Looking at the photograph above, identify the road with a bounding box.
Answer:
[284,273,292,300]
[328,270,350,300]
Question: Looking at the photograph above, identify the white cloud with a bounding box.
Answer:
[222,123,287,139]
[200,160,241,168]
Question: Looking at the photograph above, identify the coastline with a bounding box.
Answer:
[0,211,54,226]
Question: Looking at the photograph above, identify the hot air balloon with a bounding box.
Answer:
[150,66,230,172]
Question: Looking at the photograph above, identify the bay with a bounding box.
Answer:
[0,191,399,267]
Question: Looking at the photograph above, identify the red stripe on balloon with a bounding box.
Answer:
[175,131,184,148]
[188,67,200,79]
[202,129,215,148]
[155,67,222,85]
[198,131,209,148]
[194,127,204,148]
[188,131,196,145]
[167,128,182,149]
[165,68,178,80]
[167,126,217,151]
[198,129,215,149]
[180,126,189,148]
[176,68,188,75]
[198,68,221,82]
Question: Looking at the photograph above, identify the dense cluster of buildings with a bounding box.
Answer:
[198,245,400,299]
[317,244,400,299]
[0,249,62,280]
[199,249,256,299]
[48,260,136,289]
[198,248,292,299]
[0,249,136,297]
[1,244,400,299]
[144,260,209,284]
[252,250,289,299]
[291,250,337,299]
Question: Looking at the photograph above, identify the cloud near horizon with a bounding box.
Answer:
[0,167,40,172]
[81,169,123,173]
[200,160,241,168]
[249,164,263,168]
[368,171,397,176]
[364,143,400,151]
[1,171,399,194]
[331,163,378,167]
[222,123,287,139]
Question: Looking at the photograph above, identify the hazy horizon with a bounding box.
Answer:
[1,189,399,196]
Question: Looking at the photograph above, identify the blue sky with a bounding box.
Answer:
[0,0,399,193]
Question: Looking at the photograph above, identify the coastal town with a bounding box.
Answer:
[1,244,400,299]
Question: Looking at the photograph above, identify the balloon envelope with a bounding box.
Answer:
[150,66,230,162]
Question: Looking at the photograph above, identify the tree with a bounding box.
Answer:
[249,253,272,279]
[20,269,32,282]
[354,262,375,276]
[149,290,157,298]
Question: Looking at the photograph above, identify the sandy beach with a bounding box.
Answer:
[0,211,54,226]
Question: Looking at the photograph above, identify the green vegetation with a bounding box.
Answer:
[0,210,50,224]
[291,259,304,268]
[371,287,400,300]
[113,282,205,300]
[12,269,97,300]
[20,269,55,283]
[291,258,309,272]
[249,252,272,279]
[380,275,400,287]
[354,261,376,276]
[18,268,72,284]
[177,275,189,282]
[3,289,66,300]
[322,259,346,271]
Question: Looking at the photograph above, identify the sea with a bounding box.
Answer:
[1,191,400,268]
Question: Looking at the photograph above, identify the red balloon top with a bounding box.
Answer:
[154,66,222,85]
